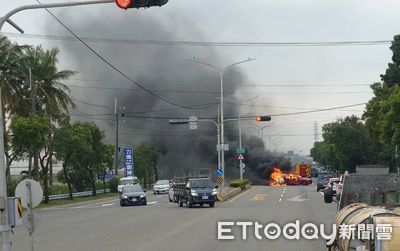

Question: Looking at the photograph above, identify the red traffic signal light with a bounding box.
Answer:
[256,115,271,122]
[115,0,169,9]
[115,0,132,9]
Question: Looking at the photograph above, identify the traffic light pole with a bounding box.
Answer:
[0,1,114,250]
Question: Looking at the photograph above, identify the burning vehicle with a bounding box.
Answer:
[269,167,312,186]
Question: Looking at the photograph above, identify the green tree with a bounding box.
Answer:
[310,116,376,173]
[54,121,112,199]
[380,35,400,86]
[10,115,50,177]
[134,142,167,188]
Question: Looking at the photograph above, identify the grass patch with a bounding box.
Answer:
[37,193,118,209]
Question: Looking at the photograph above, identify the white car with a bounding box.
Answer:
[168,187,175,202]
[153,180,170,194]
[118,177,139,194]
[327,177,340,195]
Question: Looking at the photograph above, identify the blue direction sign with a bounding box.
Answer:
[124,147,134,177]
[98,171,116,180]
[216,168,223,177]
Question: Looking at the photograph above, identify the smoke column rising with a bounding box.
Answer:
[47,7,278,183]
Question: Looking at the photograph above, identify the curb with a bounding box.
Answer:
[217,185,251,202]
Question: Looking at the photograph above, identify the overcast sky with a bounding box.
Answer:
[1,0,400,154]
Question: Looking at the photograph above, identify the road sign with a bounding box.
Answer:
[216,176,224,184]
[238,154,244,160]
[15,179,43,209]
[217,144,229,151]
[98,170,116,180]
[124,147,134,177]
[189,116,198,130]
[216,168,223,176]
[236,147,245,154]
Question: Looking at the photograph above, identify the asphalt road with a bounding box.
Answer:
[11,185,337,251]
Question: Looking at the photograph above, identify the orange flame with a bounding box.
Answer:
[270,167,286,186]
[269,167,303,186]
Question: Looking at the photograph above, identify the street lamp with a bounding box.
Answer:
[219,95,259,180]
[187,57,256,188]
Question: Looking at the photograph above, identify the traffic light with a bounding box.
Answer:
[256,115,271,122]
[115,0,169,9]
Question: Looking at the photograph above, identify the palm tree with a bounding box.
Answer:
[0,36,30,180]
[22,45,77,186]
[0,36,30,116]
[23,45,76,116]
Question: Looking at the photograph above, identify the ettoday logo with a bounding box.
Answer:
[217,221,393,244]
[218,221,337,244]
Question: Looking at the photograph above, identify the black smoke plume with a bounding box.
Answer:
[47,7,284,184]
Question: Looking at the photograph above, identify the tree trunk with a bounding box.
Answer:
[62,160,73,200]
[33,151,39,181]
[153,162,159,182]
[49,148,53,186]
[88,168,96,196]
[43,170,49,204]
[5,155,11,182]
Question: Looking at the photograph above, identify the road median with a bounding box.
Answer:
[217,184,251,202]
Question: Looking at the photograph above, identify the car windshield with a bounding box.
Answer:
[156,180,169,185]
[190,179,213,188]
[123,186,143,193]
[119,180,135,185]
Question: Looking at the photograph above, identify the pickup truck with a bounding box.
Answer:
[172,177,218,208]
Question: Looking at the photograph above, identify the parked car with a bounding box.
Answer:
[327,177,341,195]
[120,184,147,206]
[153,179,170,194]
[118,176,139,194]
[317,179,329,191]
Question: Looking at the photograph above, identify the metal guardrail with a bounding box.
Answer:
[44,188,111,201]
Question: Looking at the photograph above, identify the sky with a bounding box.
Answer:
[1,0,400,155]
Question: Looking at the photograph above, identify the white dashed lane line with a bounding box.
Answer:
[278,187,286,202]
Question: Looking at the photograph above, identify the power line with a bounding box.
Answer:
[69,102,367,120]
[2,32,391,47]
[66,84,371,95]
[65,78,373,87]
[34,0,215,110]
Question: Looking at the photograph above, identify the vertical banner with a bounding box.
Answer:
[124,147,134,177]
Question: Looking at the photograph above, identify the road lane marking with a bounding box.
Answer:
[102,203,115,207]
[227,186,255,203]
[147,201,158,205]
[287,194,309,202]
[278,187,286,202]
[320,192,324,196]
[250,194,268,202]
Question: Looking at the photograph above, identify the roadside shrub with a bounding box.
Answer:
[49,183,69,195]
[96,180,106,190]
[229,179,249,188]
[7,179,18,197]
[107,177,119,193]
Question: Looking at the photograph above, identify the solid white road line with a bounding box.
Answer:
[147,201,158,205]
[227,186,255,203]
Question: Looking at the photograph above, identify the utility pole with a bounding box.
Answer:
[314,121,318,143]
[238,111,243,179]
[30,68,40,181]
[114,97,119,176]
